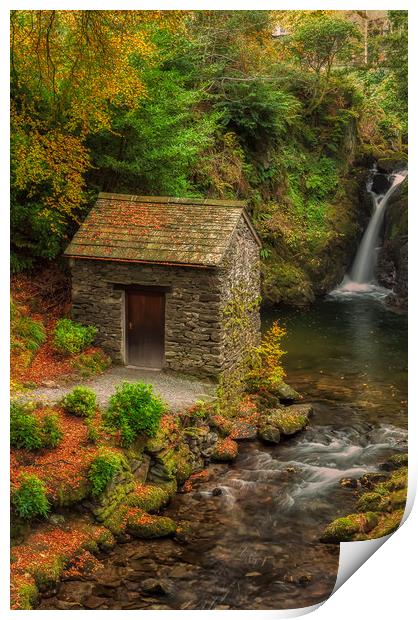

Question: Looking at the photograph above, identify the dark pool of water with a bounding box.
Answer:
[39,295,407,611]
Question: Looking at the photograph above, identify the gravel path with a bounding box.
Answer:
[22,366,216,411]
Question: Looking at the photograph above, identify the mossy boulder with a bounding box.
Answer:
[272,382,302,404]
[126,511,176,539]
[259,404,312,438]
[208,414,233,438]
[229,419,257,441]
[210,437,238,462]
[357,492,388,513]
[367,509,404,539]
[103,504,130,538]
[321,512,379,543]
[257,423,281,444]
[125,484,169,513]
[381,453,408,471]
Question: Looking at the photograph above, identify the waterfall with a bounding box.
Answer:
[332,168,407,296]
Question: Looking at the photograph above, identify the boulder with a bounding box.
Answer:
[229,420,257,441]
[259,404,312,438]
[321,512,379,543]
[257,424,281,444]
[127,511,176,539]
[274,382,302,404]
[210,437,238,462]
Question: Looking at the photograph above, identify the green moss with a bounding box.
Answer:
[356,492,387,513]
[13,580,39,610]
[103,505,129,537]
[264,407,309,436]
[95,528,116,552]
[30,555,65,588]
[125,485,169,513]
[261,258,314,307]
[127,511,177,539]
[321,512,379,543]
[385,453,408,469]
[368,509,404,539]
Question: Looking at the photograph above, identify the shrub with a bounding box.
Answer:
[105,382,165,447]
[53,318,97,355]
[88,449,123,496]
[10,402,43,450]
[72,349,111,378]
[11,402,64,450]
[12,474,50,520]
[41,412,63,448]
[61,386,97,418]
[246,321,287,393]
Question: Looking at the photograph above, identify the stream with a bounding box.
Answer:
[39,292,407,610]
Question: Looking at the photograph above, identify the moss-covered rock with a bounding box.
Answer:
[126,510,176,539]
[272,382,302,403]
[260,404,312,437]
[229,419,257,441]
[367,509,404,539]
[381,453,408,471]
[103,505,129,537]
[356,491,388,513]
[321,512,379,543]
[208,414,233,437]
[210,437,239,462]
[257,423,281,444]
[262,259,315,307]
[125,484,169,513]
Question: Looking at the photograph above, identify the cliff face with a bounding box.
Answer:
[376,177,408,309]
[260,167,373,307]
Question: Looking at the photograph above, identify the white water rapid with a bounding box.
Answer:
[332,169,407,297]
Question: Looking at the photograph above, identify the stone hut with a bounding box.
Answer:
[65,193,262,378]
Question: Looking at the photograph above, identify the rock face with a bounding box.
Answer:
[376,176,408,309]
[70,218,260,377]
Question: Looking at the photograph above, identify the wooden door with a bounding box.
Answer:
[126,290,165,368]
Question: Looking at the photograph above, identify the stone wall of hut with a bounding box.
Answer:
[69,216,260,377]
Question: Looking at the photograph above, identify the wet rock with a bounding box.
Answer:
[257,424,281,444]
[259,403,312,439]
[359,472,389,488]
[274,382,302,404]
[340,477,360,489]
[284,572,312,586]
[84,595,109,609]
[212,487,223,496]
[320,512,379,543]
[141,578,170,595]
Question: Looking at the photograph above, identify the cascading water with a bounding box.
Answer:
[333,168,407,296]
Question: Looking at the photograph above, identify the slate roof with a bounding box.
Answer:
[65,193,261,268]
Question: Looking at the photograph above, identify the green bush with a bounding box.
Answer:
[12,474,50,520]
[105,382,165,447]
[41,412,63,448]
[11,402,64,450]
[72,349,111,378]
[10,402,43,450]
[53,318,97,355]
[61,386,97,418]
[88,449,123,496]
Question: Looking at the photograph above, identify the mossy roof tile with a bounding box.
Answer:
[65,193,261,267]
